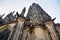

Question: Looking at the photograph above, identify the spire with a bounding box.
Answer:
[27,3,51,25]
[52,17,56,21]
[16,12,20,17]
[1,14,5,17]
[20,7,26,16]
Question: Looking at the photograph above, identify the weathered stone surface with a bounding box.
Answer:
[27,3,51,25]
[0,3,60,40]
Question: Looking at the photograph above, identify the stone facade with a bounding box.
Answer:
[0,3,60,40]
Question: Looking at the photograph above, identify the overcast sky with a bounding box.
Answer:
[0,0,60,23]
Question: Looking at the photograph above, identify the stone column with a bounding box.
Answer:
[31,27,36,40]
[22,26,30,40]
[45,21,58,40]
[34,26,46,40]
[13,17,25,40]
[44,29,50,40]
[8,23,17,40]
[8,17,25,40]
